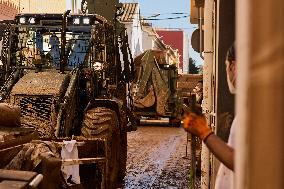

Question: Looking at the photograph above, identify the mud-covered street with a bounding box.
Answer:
[124,126,200,189]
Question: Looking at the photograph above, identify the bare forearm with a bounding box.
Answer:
[204,134,234,171]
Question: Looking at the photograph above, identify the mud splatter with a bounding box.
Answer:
[125,126,201,189]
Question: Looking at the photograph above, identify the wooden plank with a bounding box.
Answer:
[0,145,23,168]
[0,180,28,189]
[56,141,86,147]
[62,157,106,166]
[0,169,37,182]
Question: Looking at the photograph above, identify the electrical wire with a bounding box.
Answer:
[157,27,198,30]
[143,12,188,16]
[141,15,189,21]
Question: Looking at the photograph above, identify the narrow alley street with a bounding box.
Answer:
[1,0,282,188]
[125,126,200,189]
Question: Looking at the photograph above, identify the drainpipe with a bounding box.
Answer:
[201,0,214,188]
[198,6,204,59]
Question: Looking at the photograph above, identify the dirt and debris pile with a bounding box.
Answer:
[0,103,21,127]
[10,70,68,96]
[5,141,60,170]
[3,140,68,188]
[177,74,203,91]
[178,74,203,98]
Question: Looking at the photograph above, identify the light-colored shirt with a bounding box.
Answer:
[214,117,237,189]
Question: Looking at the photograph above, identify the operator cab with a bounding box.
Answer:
[14,13,108,71]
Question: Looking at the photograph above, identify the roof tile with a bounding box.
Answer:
[120,3,138,22]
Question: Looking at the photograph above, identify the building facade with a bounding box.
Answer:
[155,29,189,73]
[120,3,143,58]
[20,0,66,13]
[1,0,67,20]
[142,22,156,51]
[141,22,180,69]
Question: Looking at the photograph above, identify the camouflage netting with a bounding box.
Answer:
[5,140,60,171]
[133,50,170,116]
[133,85,155,108]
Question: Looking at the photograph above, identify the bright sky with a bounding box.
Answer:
[121,0,203,65]
[66,0,203,65]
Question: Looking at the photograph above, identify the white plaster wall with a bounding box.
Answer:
[142,26,157,51]
[183,33,190,73]
[142,30,155,51]
[66,0,81,13]
[130,4,143,57]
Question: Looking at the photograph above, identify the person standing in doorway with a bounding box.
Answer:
[183,44,236,188]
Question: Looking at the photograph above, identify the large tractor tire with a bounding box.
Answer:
[81,107,122,189]
[119,130,127,182]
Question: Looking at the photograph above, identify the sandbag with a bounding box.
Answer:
[0,103,21,127]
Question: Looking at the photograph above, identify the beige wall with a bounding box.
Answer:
[20,0,66,13]
[236,0,284,188]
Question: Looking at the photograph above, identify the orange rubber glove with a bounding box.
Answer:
[183,113,213,141]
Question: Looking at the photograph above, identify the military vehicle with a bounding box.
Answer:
[131,50,182,126]
[0,1,136,188]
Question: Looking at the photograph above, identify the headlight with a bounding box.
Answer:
[83,17,90,25]
[73,18,80,25]
[93,62,102,71]
[29,17,36,24]
[19,17,26,24]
